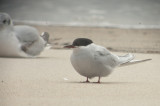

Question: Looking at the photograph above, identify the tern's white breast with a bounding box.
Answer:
[70,44,113,78]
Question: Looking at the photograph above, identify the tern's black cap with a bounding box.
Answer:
[72,38,93,46]
[64,38,93,48]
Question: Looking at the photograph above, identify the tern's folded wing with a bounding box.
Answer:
[93,45,120,67]
[118,53,135,65]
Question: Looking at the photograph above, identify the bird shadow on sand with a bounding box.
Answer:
[64,81,138,85]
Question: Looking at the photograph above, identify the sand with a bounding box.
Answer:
[0,25,160,106]
[31,25,160,53]
[14,24,160,53]
[0,49,160,106]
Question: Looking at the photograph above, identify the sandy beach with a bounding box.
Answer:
[0,25,160,106]
[0,49,160,106]
[1,0,160,105]
[31,25,160,53]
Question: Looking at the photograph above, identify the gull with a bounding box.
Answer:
[64,38,151,83]
[0,12,50,57]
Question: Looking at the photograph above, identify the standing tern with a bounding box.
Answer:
[0,12,50,57]
[64,38,151,83]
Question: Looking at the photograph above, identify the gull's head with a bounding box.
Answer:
[0,13,12,29]
[64,38,93,48]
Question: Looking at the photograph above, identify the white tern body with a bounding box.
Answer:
[70,42,151,82]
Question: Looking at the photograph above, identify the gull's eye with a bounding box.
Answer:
[3,20,7,24]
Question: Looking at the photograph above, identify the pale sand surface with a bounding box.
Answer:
[0,49,160,106]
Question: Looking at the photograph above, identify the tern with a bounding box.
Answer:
[64,38,151,83]
[0,12,50,57]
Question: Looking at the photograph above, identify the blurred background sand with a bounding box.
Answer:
[0,0,160,106]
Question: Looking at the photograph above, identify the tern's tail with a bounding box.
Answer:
[118,53,134,64]
[119,59,152,67]
[118,53,151,67]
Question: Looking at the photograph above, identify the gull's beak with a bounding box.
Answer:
[64,45,75,48]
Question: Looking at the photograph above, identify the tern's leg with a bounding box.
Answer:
[81,77,90,83]
[97,76,101,83]
[93,76,101,83]
[85,77,90,83]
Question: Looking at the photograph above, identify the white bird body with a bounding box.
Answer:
[65,38,151,83]
[0,13,50,57]
[14,25,46,56]
[71,43,133,78]
[0,25,27,57]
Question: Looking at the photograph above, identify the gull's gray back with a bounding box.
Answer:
[14,25,39,43]
[14,25,45,56]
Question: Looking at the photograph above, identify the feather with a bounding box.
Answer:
[119,59,152,67]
